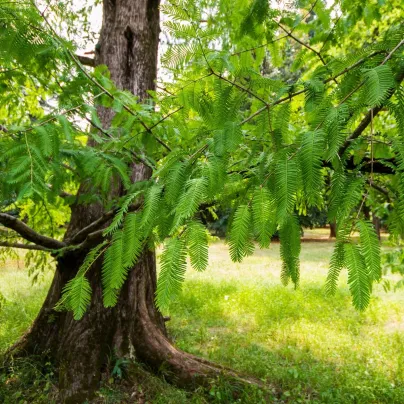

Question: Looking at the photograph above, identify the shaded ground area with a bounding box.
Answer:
[1,233,403,402]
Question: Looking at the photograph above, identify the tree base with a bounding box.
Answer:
[4,251,270,403]
[1,353,276,403]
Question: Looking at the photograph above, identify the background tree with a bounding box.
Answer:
[1,0,404,401]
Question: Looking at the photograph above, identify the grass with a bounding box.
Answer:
[1,235,404,402]
[0,256,50,353]
[168,241,404,403]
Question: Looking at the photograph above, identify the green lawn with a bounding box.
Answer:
[1,239,404,403]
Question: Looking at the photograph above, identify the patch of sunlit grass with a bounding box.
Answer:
[1,236,404,402]
[168,240,404,403]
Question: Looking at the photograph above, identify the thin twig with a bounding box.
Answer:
[381,38,404,65]
[370,108,374,183]
[211,71,269,105]
[149,107,183,131]
[232,0,318,57]
[319,12,342,54]
[277,22,327,66]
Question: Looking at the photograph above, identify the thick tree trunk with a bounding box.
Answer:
[6,1,264,402]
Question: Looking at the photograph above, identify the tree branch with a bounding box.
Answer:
[277,22,327,66]
[344,157,394,174]
[60,229,106,257]
[231,1,318,57]
[240,51,386,126]
[58,190,74,199]
[68,211,116,244]
[76,55,95,67]
[212,71,269,105]
[74,229,105,251]
[0,213,65,249]
[369,180,391,200]
[68,202,142,245]
[339,68,404,156]
[68,51,172,152]
[0,242,52,252]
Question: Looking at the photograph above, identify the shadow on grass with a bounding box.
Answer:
[168,280,404,403]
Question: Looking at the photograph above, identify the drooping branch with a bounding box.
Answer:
[0,213,65,249]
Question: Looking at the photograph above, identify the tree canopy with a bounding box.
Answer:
[1,0,404,317]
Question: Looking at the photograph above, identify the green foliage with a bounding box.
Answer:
[279,214,301,287]
[362,65,395,107]
[357,220,381,282]
[2,0,404,318]
[62,275,92,320]
[186,220,209,272]
[156,237,187,311]
[102,232,124,307]
[275,153,299,224]
[299,130,325,206]
[382,247,404,291]
[104,192,141,236]
[174,177,207,225]
[228,204,254,262]
[251,186,275,248]
[324,105,350,161]
[140,184,163,233]
[122,213,143,268]
[345,243,371,311]
[325,241,345,296]
[57,241,107,319]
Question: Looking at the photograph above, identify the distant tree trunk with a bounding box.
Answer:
[329,222,336,238]
[372,215,381,240]
[7,1,260,402]
[364,206,381,239]
[363,205,371,221]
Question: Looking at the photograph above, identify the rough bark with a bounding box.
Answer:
[6,1,265,402]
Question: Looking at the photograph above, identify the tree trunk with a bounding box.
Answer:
[6,1,264,402]
[329,221,336,238]
[372,215,381,240]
